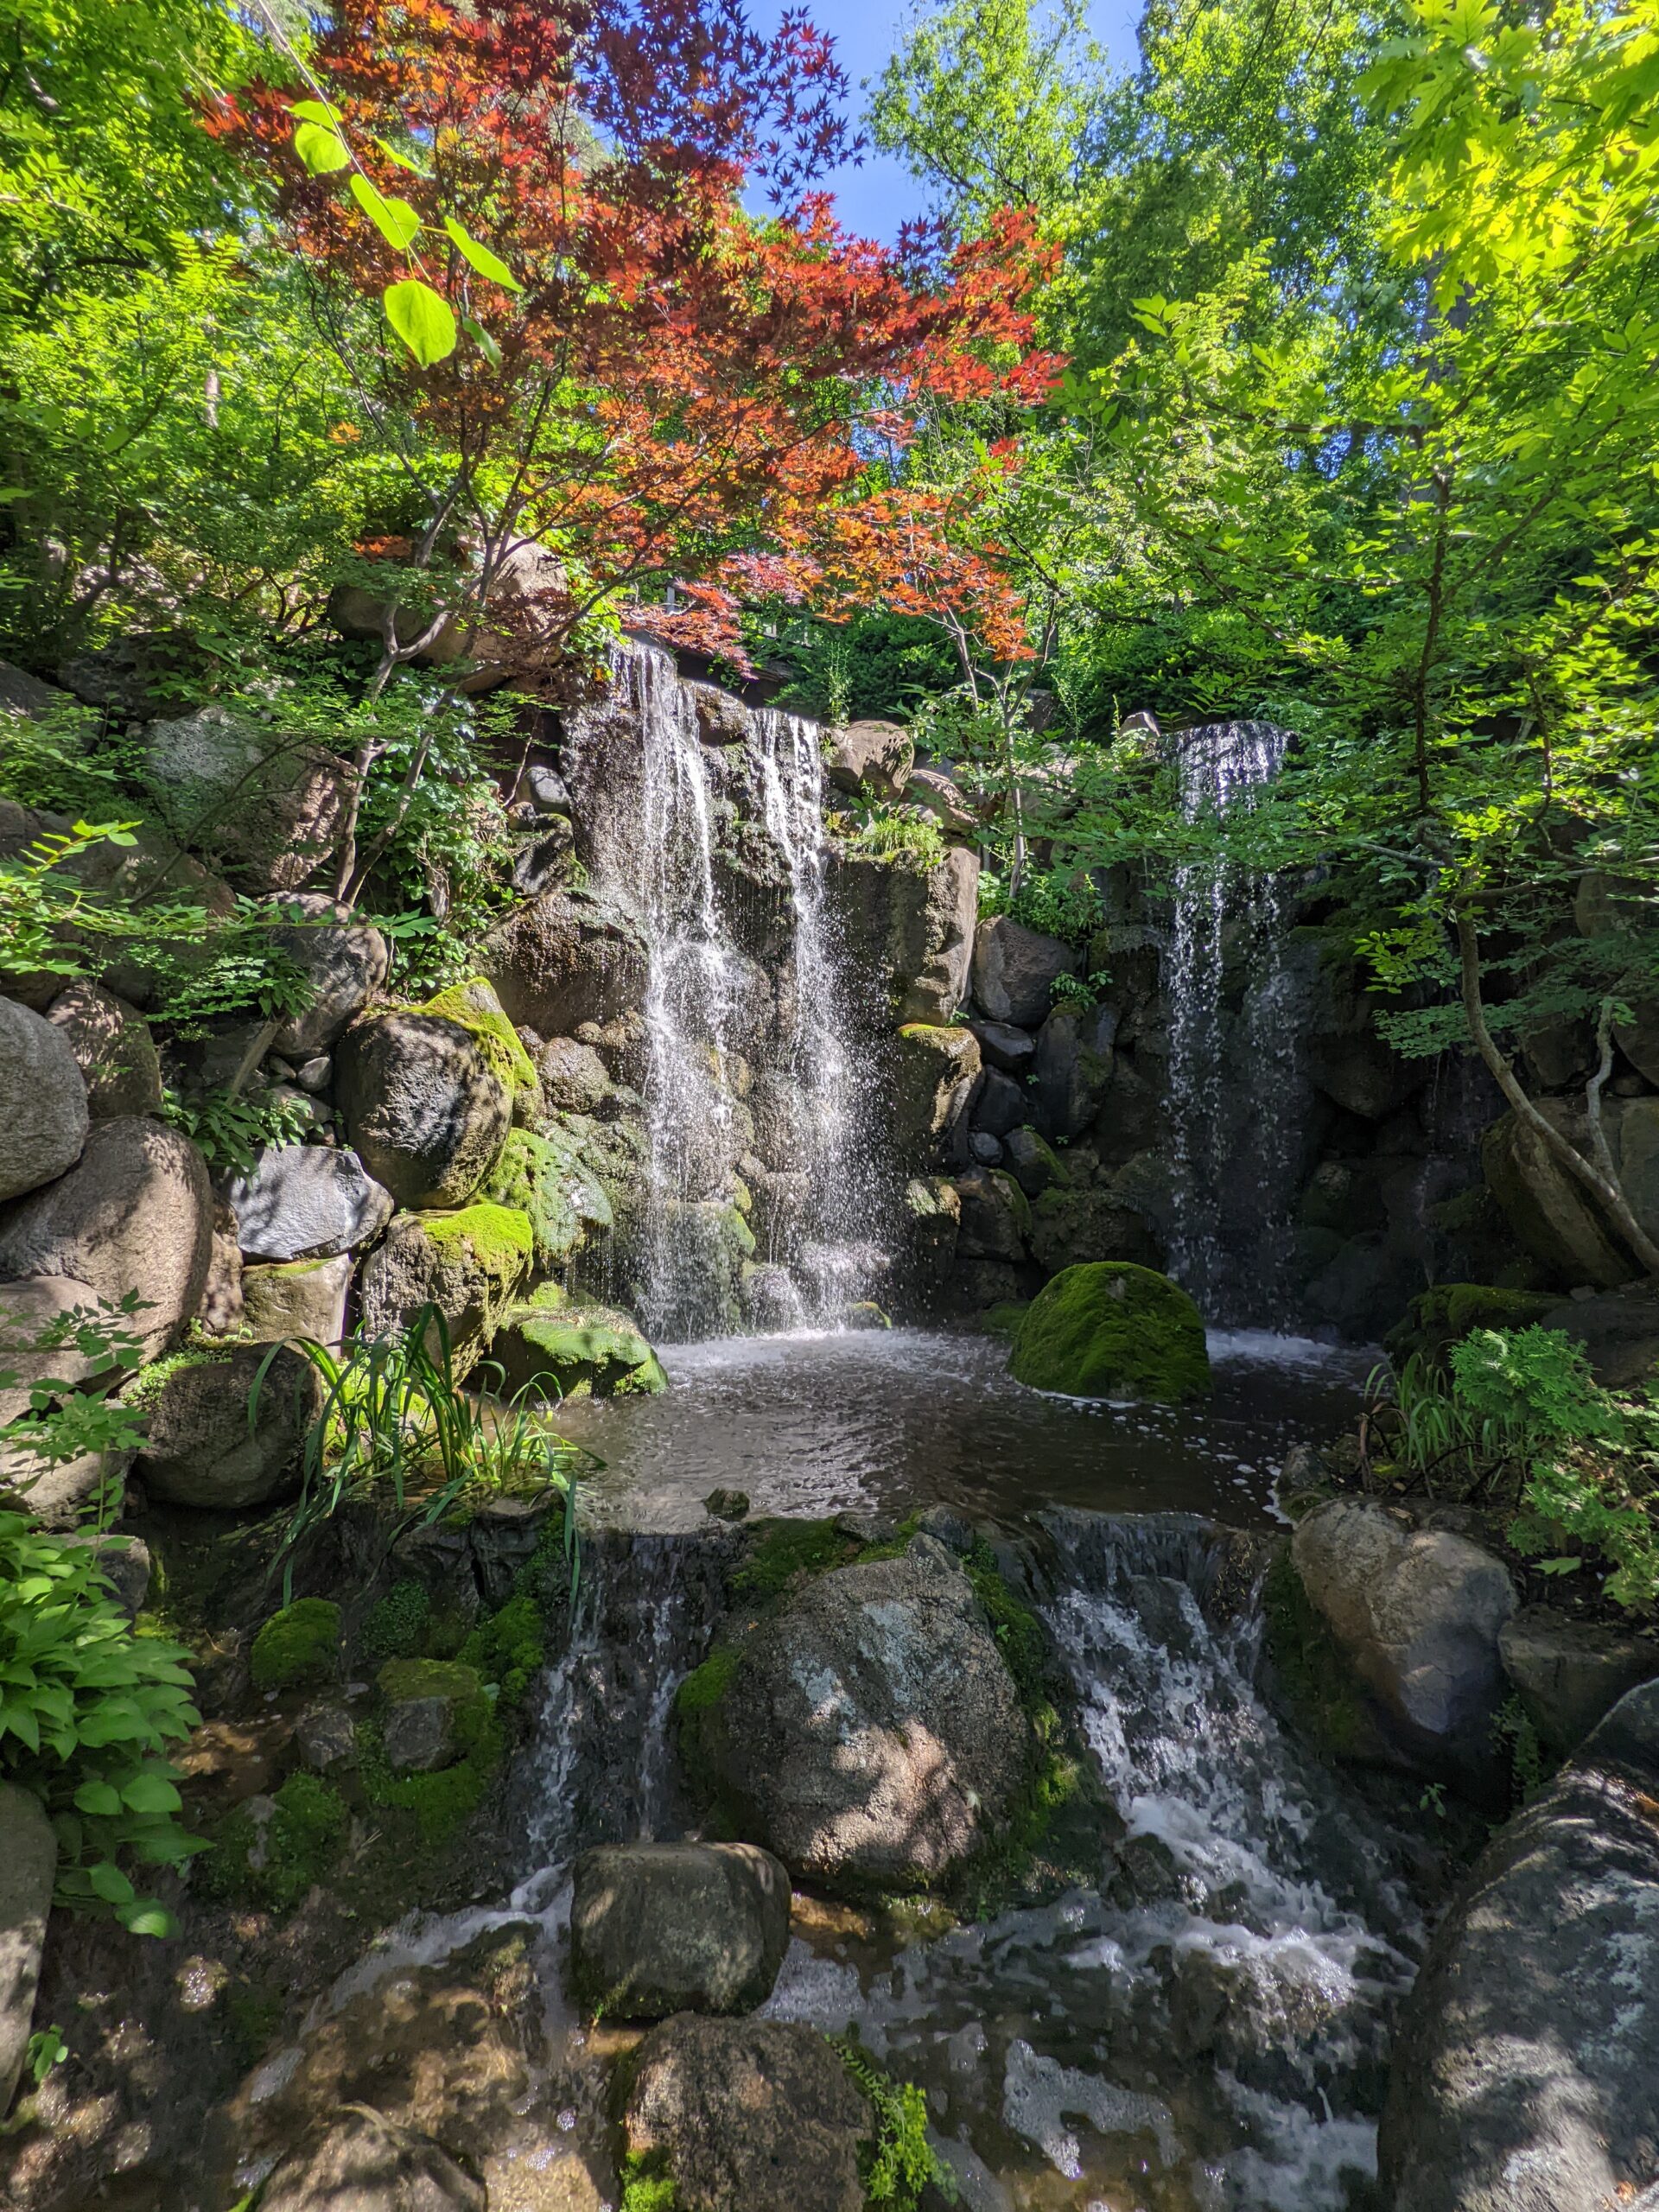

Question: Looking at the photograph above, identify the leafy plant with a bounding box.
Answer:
[844,808,947,871]
[1049,967,1111,1014]
[0,1293,150,1522]
[832,2035,959,2209]
[159,1083,316,1174]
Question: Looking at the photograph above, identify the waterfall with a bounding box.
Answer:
[1164,721,1302,1325]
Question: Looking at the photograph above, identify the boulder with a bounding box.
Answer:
[970,916,1077,1030]
[296,1700,359,1776]
[686,1534,1030,1890]
[524,762,572,814]
[890,1024,980,1164]
[1002,1125,1066,1198]
[829,845,978,1026]
[0,1440,130,1531]
[226,1144,395,1263]
[481,1127,610,1270]
[0,997,88,1202]
[0,658,66,721]
[141,705,348,894]
[1498,1605,1659,1757]
[59,1532,151,1618]
[0,1273,104,1427]
[239,1252,354,1345]
[355,1205,534,1376]
[0,1117,213,1361]
[956,1169,1032,1264]
[904,765,976,835]
[378,1659,486,1774]
[688,681,750,746]
[823,719,912,800]
[43,983,162,1121]
[625,2015,869,2212]
[509,817,575,897]
[1009,1262,1208,1402]
[971,1066,1027,1138]
[336,1003,517,1211]
[135,1344,324,1510]
[1379,1681,1659,2212]
[1305,963,1422,1121]
[1481,1097,1658,1287]
[257,2106,485,2212]
[1382,1281,1560,1376]
[1033,1002,1118,1140]
[969,1130,1001,1165]
[569,1842,791,2019]
[536,1034,612,1116]
[269,895,391,1058]
[0,1781,54,2116]
[1539,1281,1659,1389]
[1291,1498,1516,1777]
[971,1019,1036,1076]
[481,884,648,1036]
[490,1289,666,1398]
[1617,1000,1659,1087]
[902,1174,960,1296]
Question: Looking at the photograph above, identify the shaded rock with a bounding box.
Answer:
[356,1206,534,1379]
[269,895,391,1058]
[0,997,88,1202]
[1540,1280,1659,1389]
[0,1781,54,2115]
[688,1534,1030,1890]
[971,914,1077,1030]
[971,1066,1027,1138]
[623,2014,870,2212]
[296,1700,359,1776]
[509,816,575,897]
[890,1024,980,1165]
[0,1273,104,1426]
[956,1169,1031,1264]
[1033,1003,1118,1141]
[1379,1681,1659,2212]
[741,1262,805,1332]
[1499,1604,1659,1757]
[905,765,976,834]
[829,845,978,1026]
[1305,964,1423,1121]
[257,2106,485,2212]
[971,1020,1036,1076]
[490,1289,666,1398]
[969,1130,1002,1165]
[569,1841,791,2019]
[902,1174,960,1298]
[1002,1125,1066,1198]
[524,762,572,814]
[0,1116,213,1360]
[1292,1497,1515,1779]
[704,1487,750,1522]
[378,1659,486,1775]
[1382,1281,1560,1376]
[482,884,648,1036]
[1009,1262,1208,1402]
[135,1345,324,1510]
[58,1532,151,1617]
[1482,1096,1659,1287]
[823,719,912,800]
[336,1005,515,1211]
[537,1035,612,1116]
[1617,999,1659,1088]
[227,1143,395,1262]
[142,705,348,894]
[44,982,162,1120]
[0,1440,130,1531]
[0,658,66,721]
[239,1252,353,1345]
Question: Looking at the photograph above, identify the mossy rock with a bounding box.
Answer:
[200,1771,347,1913]
[251,1597,342,1692]
[1009,1262,1210,1402]
[491,1287,667,1400]
[1384,1281,1561,1376]
[415,976,537,1095]
[484,1128,587,1269]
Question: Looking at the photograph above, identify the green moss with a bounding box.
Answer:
[359,1580,431,1667]
[484,1128,602,1268]
[200,1772,347,1913]
[460,1591,546,1707]
[250,1597,340,1691]
[732,1517,855,1597]
[618,2154,679,2212]
[979,1301,1030,1342]
[1262,1548,1366,1758]
[1010,1262,1211,1403]
[423,1200,535,1286]
[120,1339,235,1413]
[673,1643,741,1716]
[377,1656,485,1706]
[416,976,537,1094]
[1384,1281,1560,1375]
[493,1298,668,1400]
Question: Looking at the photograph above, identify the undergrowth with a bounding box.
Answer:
[834,2035,959,2209]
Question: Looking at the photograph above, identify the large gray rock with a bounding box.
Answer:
[1498,1604,1659,1756]
[1033,1002,1118,1140]
[43,983,162,1121]
[269,895,390,1058]
[970,916,1076,1029]
[905,764,976,834]
[481,884,648,1036]
[0,1781,54,2116]
[336,1011,513,1210]
[1380,1681,1659,2212]
[0,1117,213,1360]
[971,1066,1027,1138]
[257,2106,485,2212]
[890,1024,980,1166]
[823,719,912,801]
[0,997,88,1202]
[1482,1096,1659,1287]
[134,1344,323,1510]
[829,844,979,1024]
[623,2015,870,2212]
[226,1144,395,1262]
[1305,963,1423,1121]
[1540,1281,1659,1388]
[355,1206,532,1378]
[691,1534,1030,1890]
[1291,1498,1516,1778]
[569,1842,791,2019]
[239,1252,354,1345]
[142,705,348,894]
[956,1168,1032,1263]
[0,1273,104,1427]
[971,1019,1036,1075]
[536,1034,612,1115]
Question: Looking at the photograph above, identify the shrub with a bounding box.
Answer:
[832,2036,958,2209]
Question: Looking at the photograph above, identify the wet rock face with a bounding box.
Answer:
[0,1116,213,1361]
[890,1023,981,1166]
[1380,1681,1659,2212]
[336,1011,513,1210]
[135,1345,324,1510]
[481,884,648,1037]
[830,844,979,1027]
[696,1534,1030,1891]
[1291,1497,1516,1780]
[569,1842,791,2019]
[257,2107,485,2212]
[623,2015,870,2212]
[0,996,88,1202]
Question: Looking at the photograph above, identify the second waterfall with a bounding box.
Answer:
[564,641,882,1340]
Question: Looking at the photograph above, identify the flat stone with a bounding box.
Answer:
[257,2107,485,2212]
[226,1143,394,1262]
[569,1841,791,2018]
[0,995,88,1202]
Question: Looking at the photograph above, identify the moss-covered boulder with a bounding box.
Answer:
[377,1657,489,1774]
[356,1202,534,1376]
[1384,1281,1561,1376]
[482,1125,611,1272]
[491,1285,667,1399]
[251,1599,341,1692]
[890,1022,980,1163]
[1009,1262,1210,1402]
[335,978,528,1210]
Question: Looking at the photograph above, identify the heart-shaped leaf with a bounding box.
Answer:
[350,174,422,252]
[294,121,350,175]
[384,279,458,366]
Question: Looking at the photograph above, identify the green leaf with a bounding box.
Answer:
[383,279,457,366]
[442,217,524,293]
[120,1771,182,1815]
[462,315,501,367]
[117,1901,175,1939]
[349,174,422,252]
[293,122,351,175]
[73,1780,123,1817]
[373,137,432,177]
[289,99,343,127]
[87,1860,135,1906]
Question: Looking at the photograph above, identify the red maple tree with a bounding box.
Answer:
[228,0,1060,687]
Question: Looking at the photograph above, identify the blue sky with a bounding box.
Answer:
[747,0,1142,240]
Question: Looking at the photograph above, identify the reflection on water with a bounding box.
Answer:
[551,1325,1374,1531]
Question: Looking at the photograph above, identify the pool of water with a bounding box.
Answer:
[551,1325,1375,1532]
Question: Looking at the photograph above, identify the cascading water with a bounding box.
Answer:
[1165,722,1304,1325]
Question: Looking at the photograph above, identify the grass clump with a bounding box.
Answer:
[249,1598,340,1692]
